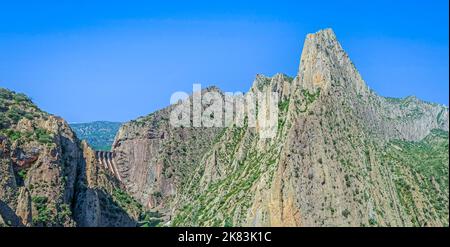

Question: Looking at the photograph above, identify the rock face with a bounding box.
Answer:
[113,29,449,227]
[1,28,448,227]
[73,141,141,227]
[0,89,82,226]
[0,88,142,227]
[112,87,223,214]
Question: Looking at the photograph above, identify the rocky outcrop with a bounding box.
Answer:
[169,29,449,226]
[0,92,82,226]
[296,29,448,142]
[1,28,448,227]
[112,88,224,213]
[107,29,448,227]
[0,88,143,227]
[73,141,140,227]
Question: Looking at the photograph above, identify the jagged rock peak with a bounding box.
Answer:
[251,73,293,90]
[305,28,340,48]
[297,28,368,95]
[249,73,295,102]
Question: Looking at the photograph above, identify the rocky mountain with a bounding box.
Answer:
[0,28,448,227]
[112,87,224,217]
[70,121,121,151]
[111,29,449,227]
[0,88,143,226]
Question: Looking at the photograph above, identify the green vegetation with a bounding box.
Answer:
[0,127,53,145]
[112,188,142,212]
[278,99,290,112]
[384,96,403,103]
[302,88,321,105]
[173,125,282,226]
[295,89,321,114]
[256,76,271,91]
[13,93,31,104]
[17,169,27,180]
[436,109,446,125]
[35,128,53,144]
[57,203,72,221]
[382,129,449,226]
[224,217,233,227]
[6,107,26,122]
[277,99,290,134]
[32,196,52,225]
[0,88,40,128]
[139,211,164,227]
[0,129,22,141]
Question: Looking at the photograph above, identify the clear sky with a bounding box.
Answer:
[0,0,448,123]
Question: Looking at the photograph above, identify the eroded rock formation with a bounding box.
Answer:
[1,28,448,227]
[112,29,449,227]
[0,89,142,227]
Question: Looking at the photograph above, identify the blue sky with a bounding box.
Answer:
[0,0,448,123]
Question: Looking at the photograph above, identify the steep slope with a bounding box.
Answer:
[380,129,448,226]
[112,87,224,215]
[171,73,299,226]
[73,141,142,226]
[5,28,444,227]
[0,89,82,226]
[170,29,449,226]
[0,88,142,226]
[70,121,121,151]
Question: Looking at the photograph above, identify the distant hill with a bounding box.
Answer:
[70,121,121,151]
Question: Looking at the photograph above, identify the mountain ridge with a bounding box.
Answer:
[0,88,144,226]
[111,28,448,226]
[1,28,448,227]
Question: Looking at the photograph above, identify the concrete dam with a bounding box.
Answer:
[95,151,122,181]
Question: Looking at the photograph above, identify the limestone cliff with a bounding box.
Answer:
[0,88,142,226]
[112,87,223,216]
[1,28,448,227]
[149,29,447,226]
